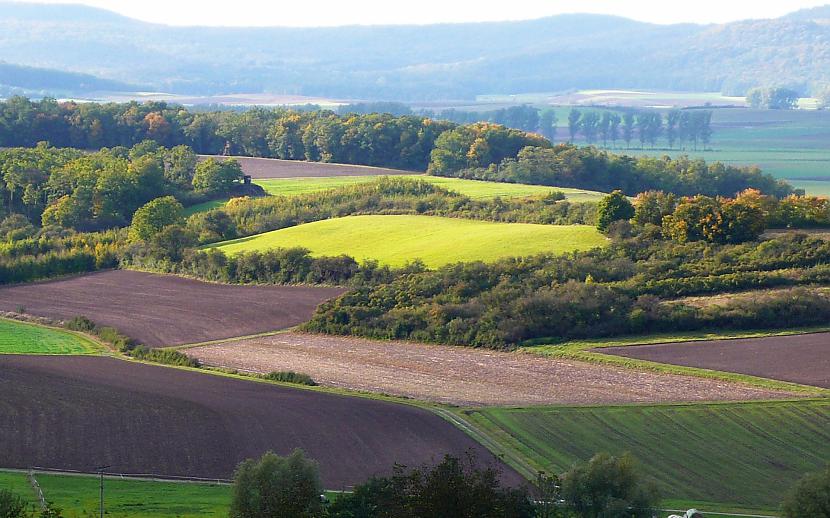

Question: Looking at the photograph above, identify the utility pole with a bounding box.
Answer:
[96,465,111,518]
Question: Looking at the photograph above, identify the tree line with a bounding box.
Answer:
[565,108,714,150]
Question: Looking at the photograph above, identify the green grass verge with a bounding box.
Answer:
[205,214,607,268]
[522,326,830,396]
[461,400,830,509]
[0,318,102,355]
[255,175,606,201]
[0,470,231,518]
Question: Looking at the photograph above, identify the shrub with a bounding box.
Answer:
[262,371,317,386]
[0,489,28,518]
[66,316,95,332]
[130,346,199,368]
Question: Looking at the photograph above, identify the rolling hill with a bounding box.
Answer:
[0,3,829,99]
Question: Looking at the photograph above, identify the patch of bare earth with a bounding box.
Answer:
[199,155,416,179]
[0,270,345,347]
[186,332,798,406]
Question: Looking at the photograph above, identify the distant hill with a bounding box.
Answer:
[0,3,828,100]
[0,62,139,94]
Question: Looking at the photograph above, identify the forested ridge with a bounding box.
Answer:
[2,3,830,98]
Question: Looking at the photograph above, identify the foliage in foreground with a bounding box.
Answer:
[230,450,323,518]
[329,453,534,518]
[781,465,830,518]
[560,453,660,518]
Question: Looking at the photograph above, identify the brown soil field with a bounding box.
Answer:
[0,270,344,347]
[0,356,521,487]
[600,333,830,388]
[199,155,416,179]
[185,333,796,406]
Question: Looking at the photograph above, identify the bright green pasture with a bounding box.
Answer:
[206,215,607,267]
[0,471,232,518]
[465,400,830,509]
[255,175,606,201]
[0,318,100,355]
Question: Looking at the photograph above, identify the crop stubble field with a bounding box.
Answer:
[600,332,830,388]
[207,215,607,267]
[200,155,415,179]
[0,270,344,347]
[0,355,522,488]
[185,332,797,406]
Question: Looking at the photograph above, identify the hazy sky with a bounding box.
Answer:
[22,0,830,26]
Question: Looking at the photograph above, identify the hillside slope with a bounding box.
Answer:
[0,3,828,99]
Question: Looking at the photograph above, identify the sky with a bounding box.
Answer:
[18,0,830,26]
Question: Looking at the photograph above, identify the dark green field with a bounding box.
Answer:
[566,107,830,195]
[464,400,830,510]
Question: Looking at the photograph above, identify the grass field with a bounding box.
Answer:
[255,175,606,201]
[206,215,607,267]
[0,471,230,518]
[463,400,830,509]
[0,318,100,355]
[183,199,226,217]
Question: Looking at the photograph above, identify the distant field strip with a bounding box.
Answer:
[465,400,830,507]
[206,215,608,267]
[0,318,99,355]
[255,175,606,201]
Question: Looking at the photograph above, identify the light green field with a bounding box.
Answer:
[255,175,606,202]
[0,318,101,355]
[0,471,231,518]
[206,215,607,267]
[464,400,830,510]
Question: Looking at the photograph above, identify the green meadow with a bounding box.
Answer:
[0,318,101,355]
[206,214,607,268]
[464,400,830,510]
[0,471,231,518]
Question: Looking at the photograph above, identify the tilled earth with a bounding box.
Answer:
[186,332,799,406]
[0,270,344,347]
[199,155,415,179]
[600,333,830,389]
[0,355,523,487]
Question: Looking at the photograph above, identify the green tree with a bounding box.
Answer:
[229,449,323,518]
[567,109,581,143]
[782,466,830,518]
[596,190,634,232]
[192,158,243,193]
[633,191,676,227]
[539,109,558,141]
[129,195,183,242]
[560,452,659,518]
[164,145,198,187]
[622,112,635,149]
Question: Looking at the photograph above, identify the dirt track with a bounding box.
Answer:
[601,333,830,388]
[0,356,522,487]
[200,155,415,179]
[186,332,797,406]
[0,271,344,347]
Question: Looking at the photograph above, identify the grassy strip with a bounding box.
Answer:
[0,317,104,355]
[523,326,830,396]
[459,400,830,510]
